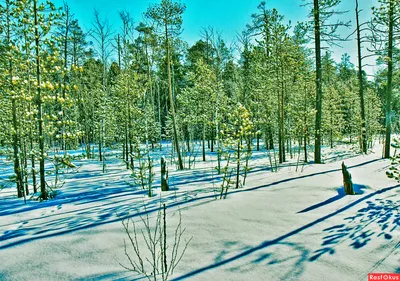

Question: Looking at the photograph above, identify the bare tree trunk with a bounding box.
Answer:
[157,82,162,151]
[162,204,167,279]
[281,66,286,162]
[6,0,23,198]
[302,80,309,163]
[257,133,260,151]
[61,3,71,153]
[24,31,37,194]
[330,112,333,148]
[125,89,129,168]
[30,129,37,193]
[165,24,183,170]
[202,122,206,161]
[235,138,241,189]
[125,122,129,168]
[313,0,323,164]
[34,0,47,200]
[211,121,214,152]
[22,141,29,196]
[304,134,308,162]
[355,0,367,154]
[128,103,134,169]
[99,128,102,161]
[384,0,394,159]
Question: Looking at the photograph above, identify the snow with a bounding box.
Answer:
[0,142,398,281]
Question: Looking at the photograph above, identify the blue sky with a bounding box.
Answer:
[53,0,379,75]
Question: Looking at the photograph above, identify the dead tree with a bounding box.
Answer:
[161,156,169,191]
[342,162,354,195]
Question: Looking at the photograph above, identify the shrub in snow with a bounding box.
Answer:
[120,204,192,281]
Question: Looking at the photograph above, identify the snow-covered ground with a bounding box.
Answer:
[0,142,398,281]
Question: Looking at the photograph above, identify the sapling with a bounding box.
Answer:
[219,103,254,193]
[120,204,192,281]
[242,136,253,186]
[130,142,154,197]
[43,149,69,192]
[53,153,64,189]
[220,153,233,199]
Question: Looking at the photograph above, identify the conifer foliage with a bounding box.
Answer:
[0,0,395,202]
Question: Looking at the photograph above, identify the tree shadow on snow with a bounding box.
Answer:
[297,184,368,214]
[171,184,399,280]
[0,157,386,252]
[308,197,400,262]
[212,240,310,280]
[323,150,360,164]
[0,182,218,250]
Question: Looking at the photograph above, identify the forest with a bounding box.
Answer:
[0,0,399,280]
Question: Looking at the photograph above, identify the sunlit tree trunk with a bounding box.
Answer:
[313,0,323,164]
[355,0,367,154]
[384,0,394,159]
[6,0,24,198]
[34,0,47,200]
[165,23,183,169]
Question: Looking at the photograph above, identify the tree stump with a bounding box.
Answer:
[161,156,169,191]
[342,162,354,195]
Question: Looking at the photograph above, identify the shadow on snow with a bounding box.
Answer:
[0,157,388,254]
[297,184,368,214]
[171,184,399,280]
